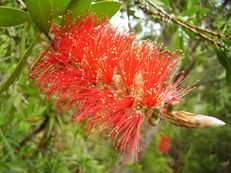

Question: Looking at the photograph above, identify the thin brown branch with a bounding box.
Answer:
[180,19,229,40]
[193,77,225,87]
[145,0,229,39]
[138,0,227,50]
[16,115,49,151]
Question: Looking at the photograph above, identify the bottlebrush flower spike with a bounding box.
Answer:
[29,14,224,161]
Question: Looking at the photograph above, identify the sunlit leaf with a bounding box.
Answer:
[26,0,53,34]
[149,0,165,6]
[0,7,29,27]
[89,1,122,19]
[52,0,71,16]
[66,0,91,18]
[172,30,184,49]
[186,0,197,9]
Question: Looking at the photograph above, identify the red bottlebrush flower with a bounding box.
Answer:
[117,41,150,90]
[141,49,187,107]
[30,14,190,161]
[158,134,171,154]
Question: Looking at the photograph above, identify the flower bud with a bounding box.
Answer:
[166,111,225,128]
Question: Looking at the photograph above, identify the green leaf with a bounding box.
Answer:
[215,47,231,84]
[26,0,53,34]
[149,0,165,6]
[89,1,122,19]
[187,0,197,10]
[221,38,231,48]
[134,22,142,33]
[225,69,231,84]
[0,35,39,94]
[66,0,91,18]
[20,23,27,57]
[148,0,170,7]
[0,7,29,27]
[182,27,196,39]
[52,0,71,16]
[215,48,229,69]
[47,116,55,139]
[0,131,16,161]
[182,6,200,16]
[172,30,184,49]
[197,7,209,16]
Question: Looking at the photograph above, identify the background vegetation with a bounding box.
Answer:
[0,0,231,172]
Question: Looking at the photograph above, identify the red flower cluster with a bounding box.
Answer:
[30,15,190,161]
[158,134,171,154]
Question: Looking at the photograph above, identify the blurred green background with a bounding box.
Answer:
[0,0,231,172]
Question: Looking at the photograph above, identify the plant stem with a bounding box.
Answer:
[138,0,227,50]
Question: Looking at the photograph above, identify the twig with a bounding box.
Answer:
[143,0,230,39]
[193,77,225,87]
[138,0,227,50]
[180,19,230,40]
[15,0,27,11]
[17,115,49,151]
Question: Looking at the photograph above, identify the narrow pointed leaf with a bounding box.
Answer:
[66,0,91,18]
[0,35,39,94]
[52,0,71,16]
[215,47,231,84]
[89,1,122,19]
[0,132,16,160]
[225,69,231,84]
[0,7,29,27]
[26,0,52,34]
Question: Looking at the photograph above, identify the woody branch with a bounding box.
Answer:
[137,0,229,50]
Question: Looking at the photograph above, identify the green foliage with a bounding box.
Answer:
[215,48,231,84]
[0,65,117,173]
[26,0,53,34]
[89,1,122,18]
[172,84,231,173]
[140,132,173,173]
[181,127,231,173]
[66,0,91,18]
[51,0,71,16]
[0,1,122,172]
[0,35,38,94]
[0,7,29,27]
[0,0,122,95]
[0,0,231,172]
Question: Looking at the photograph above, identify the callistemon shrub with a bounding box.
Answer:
[30,15,225,161]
